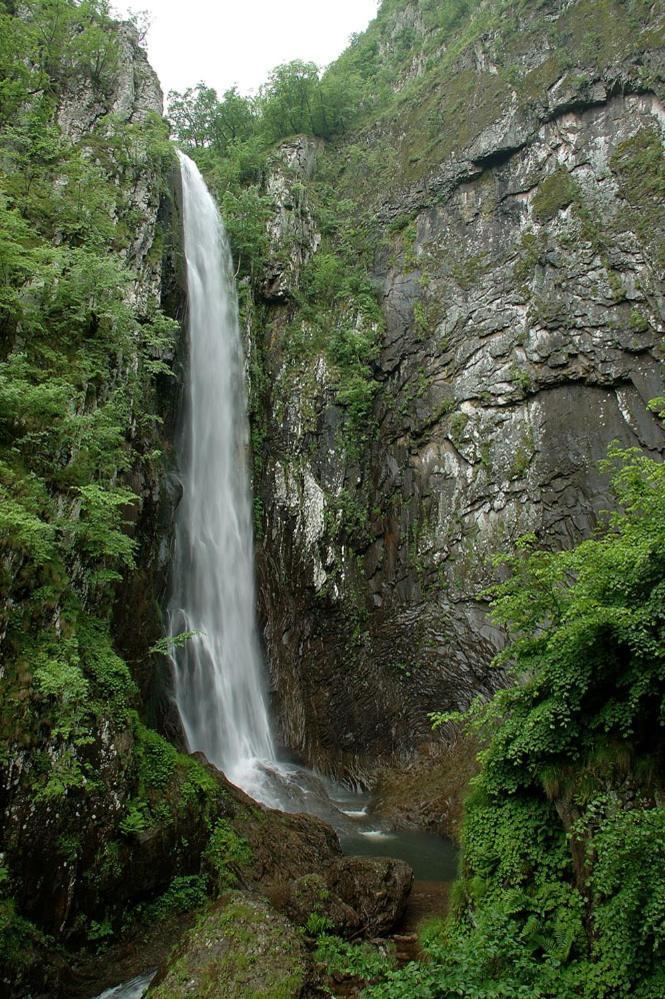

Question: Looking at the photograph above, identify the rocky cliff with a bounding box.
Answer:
[0,5,424,992]
[250,0,665,779]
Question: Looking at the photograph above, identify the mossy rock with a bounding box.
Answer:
[149,892,309,999]
[532,169,579,224]
[280,872,360,938]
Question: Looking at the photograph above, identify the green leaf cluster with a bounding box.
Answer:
[202,819,252,892]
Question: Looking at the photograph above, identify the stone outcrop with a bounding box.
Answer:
[261,135,323,301]
[148,893,311,999]
[325,856,413,936]
[253,0,665,780]
[150,860,413,998]
[281,872,362,936]
[277,856,413,938]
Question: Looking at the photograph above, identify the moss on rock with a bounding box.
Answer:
[149,893,309,999]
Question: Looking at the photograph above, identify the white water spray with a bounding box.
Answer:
[168,152,276,795]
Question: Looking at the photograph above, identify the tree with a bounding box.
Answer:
[168,83,255,154]
[258,60,361,141]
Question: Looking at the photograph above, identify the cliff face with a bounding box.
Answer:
[0,7,203,986]
[252,0,665,779]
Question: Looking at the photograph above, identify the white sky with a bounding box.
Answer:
[112,1,380,100]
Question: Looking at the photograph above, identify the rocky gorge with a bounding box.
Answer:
[252,3,665,780]
[1,0,664,996]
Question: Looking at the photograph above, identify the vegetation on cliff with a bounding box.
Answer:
[312,443,664,997]
[0,2,256,989]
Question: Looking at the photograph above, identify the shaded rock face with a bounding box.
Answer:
[325,856,414,936]
[276,856,413,939]
[281,872,362,937]
[262,135,323,301]
[56,21,165,312]
[149,864,413,999]
[254,4,665,780]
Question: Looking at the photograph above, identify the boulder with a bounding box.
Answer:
[280,872,361,937]
[325,857,414,936]
[149,892,309,999]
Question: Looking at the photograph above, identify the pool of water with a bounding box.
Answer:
[322,783,459,882]
[340,826,458,882]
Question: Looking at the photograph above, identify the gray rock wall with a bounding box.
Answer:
[253,9,665,780]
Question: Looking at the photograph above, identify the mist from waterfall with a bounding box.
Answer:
[168,151,276,797]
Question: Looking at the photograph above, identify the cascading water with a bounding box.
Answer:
[168,152,276,799]
[169,154,372,823]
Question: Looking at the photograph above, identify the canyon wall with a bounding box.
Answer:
[251,0,665,778]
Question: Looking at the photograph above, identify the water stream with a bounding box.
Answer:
[92,972,156,999]
[168,152,277,802]
[168,153,356,819]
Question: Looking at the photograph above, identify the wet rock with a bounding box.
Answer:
[149,892,310,999]
[325,857,414,936]
[370,735,480,841]
[230,786,343,888]
[280,872,361,937]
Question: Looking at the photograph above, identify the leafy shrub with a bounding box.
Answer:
[379,443,665,998]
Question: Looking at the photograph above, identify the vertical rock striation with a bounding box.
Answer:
[251,0,665,780]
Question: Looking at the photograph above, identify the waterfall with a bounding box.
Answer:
[168,151,276,794]
[168,154,368,825]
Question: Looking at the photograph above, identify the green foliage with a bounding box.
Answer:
[259,60,361,142]
[219,186,272,279]
[170,59,360,161]
[120,719,223,840]
[6,620,137,802]
[119,803,150,837]
[168,84,256,153]
[532,169,579,223]
[274,253,382,458]
[573,803,665,994]
[0,0,182,836]
[168,56,363,279]
[304,911,335,937]
[328,321,380,447]
[314,934,395,982]
[137,875,209,922]
[149,630,200,657]
[203,819,251,892]
[379,443,665,997]
[0,866,50,988]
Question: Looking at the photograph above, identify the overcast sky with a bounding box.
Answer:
[112,1,380,101]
